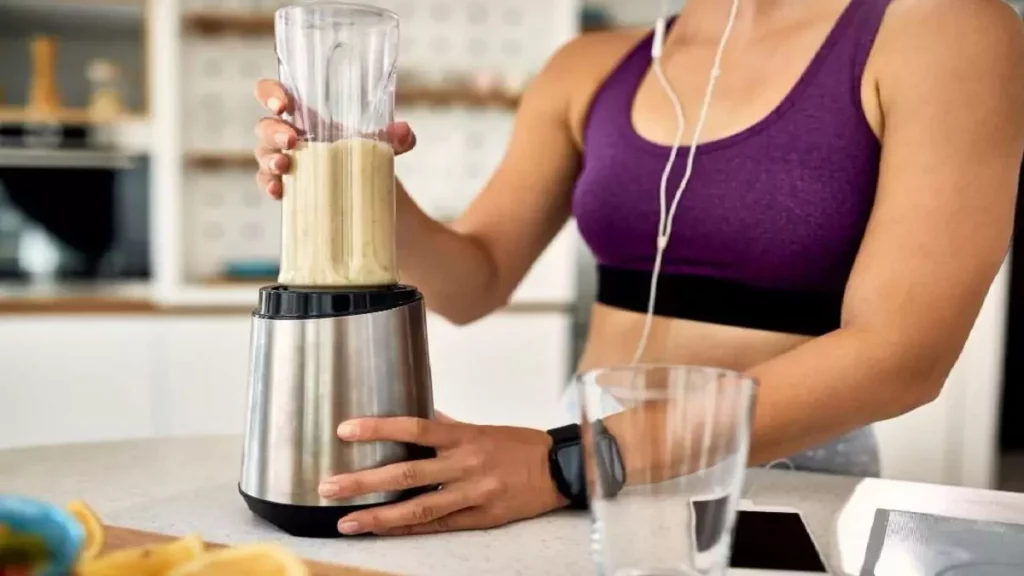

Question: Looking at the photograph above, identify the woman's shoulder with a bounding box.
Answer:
[532,27,652,148]
[534,26,650,97]
[885,0,1020,33]
[869,0,1022,127]
[875,0,1022,65]
[510,27,650,152]
[552,26,651,66]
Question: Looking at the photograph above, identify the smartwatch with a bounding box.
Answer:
[546,420,626,510]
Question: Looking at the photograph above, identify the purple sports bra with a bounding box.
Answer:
[572,0,891,336]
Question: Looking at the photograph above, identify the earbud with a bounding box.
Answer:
[630,0,742,365]
[652,17,668,59]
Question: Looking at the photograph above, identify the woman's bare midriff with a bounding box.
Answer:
[575,303,812,374]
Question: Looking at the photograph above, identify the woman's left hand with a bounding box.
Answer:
[318,415,567,536]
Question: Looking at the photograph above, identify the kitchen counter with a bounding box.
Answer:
[3,437,1024,575]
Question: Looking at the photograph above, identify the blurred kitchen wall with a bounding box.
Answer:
[0,0,149,280]
[589,0,664,26]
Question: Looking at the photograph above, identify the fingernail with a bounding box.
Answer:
[267,97,283,113]
[338,520,362,535]
[271,155,286,173]
[318,482,338,497]
[337,422,358,439]
[275,132,291,148]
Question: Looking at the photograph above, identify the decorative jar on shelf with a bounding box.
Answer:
[86,59,125,122]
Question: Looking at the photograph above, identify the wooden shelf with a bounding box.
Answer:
[186,151,253,170]
[0,107,146,125]
[185,85,520,170]
[397,85,519,109]
[185,9,605,38]
[183,11,274,36]
[181,87,518,134]
[0,295,156,314]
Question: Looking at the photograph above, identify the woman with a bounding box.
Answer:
[252,0,1024,536]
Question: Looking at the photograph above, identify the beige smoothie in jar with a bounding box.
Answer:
[278,138,398,287]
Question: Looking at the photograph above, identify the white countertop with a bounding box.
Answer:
[3,436,1024,575]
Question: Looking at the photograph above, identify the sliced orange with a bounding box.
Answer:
[66,500,105,561]
[77,533,205,576]
[167,543,310,576]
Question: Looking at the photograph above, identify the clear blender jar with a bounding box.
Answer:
[275,2,399,288]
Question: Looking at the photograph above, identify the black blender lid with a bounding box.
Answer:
[255,285,423,319]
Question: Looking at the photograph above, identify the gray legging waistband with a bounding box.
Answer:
[769,426,881,478]
[559,382,881,478]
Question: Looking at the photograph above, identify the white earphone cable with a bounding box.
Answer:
[630,0,742,365]
[636,2,794,514]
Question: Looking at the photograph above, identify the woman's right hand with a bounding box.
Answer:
[253,79,419,199]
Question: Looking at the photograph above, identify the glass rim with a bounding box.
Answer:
[276,2,399,27]
[574,364,759,399]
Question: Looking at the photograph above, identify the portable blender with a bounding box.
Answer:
[239,2,435,539]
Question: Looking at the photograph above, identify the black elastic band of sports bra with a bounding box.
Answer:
[596,265,842,337]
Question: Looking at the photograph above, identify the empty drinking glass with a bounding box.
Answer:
[576,365,758,576]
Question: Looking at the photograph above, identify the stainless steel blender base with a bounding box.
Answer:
[239,285,435,537]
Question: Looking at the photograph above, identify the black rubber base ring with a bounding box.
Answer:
[239,484,435,538]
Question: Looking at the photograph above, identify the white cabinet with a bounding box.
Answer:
[427,312,572,430]
[149,317,252,438]
[0,311,573,450]
[511,226,578,304]
[0,318,157,449]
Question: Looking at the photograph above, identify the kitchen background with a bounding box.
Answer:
[0,0,1022,494]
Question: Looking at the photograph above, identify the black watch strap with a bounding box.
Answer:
[547,421,626,511]
[547,423,589,510]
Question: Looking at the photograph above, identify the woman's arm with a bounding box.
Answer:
[255,41,584,325]
[392,45,586,325]
[743,0,1023,465]
[607,0,1024,478]
[734,0,1024,466]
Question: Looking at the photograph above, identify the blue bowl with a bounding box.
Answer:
[0,495,84,576]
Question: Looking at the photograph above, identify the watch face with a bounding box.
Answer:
[595,425,626,498]
[554,442,587,497]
